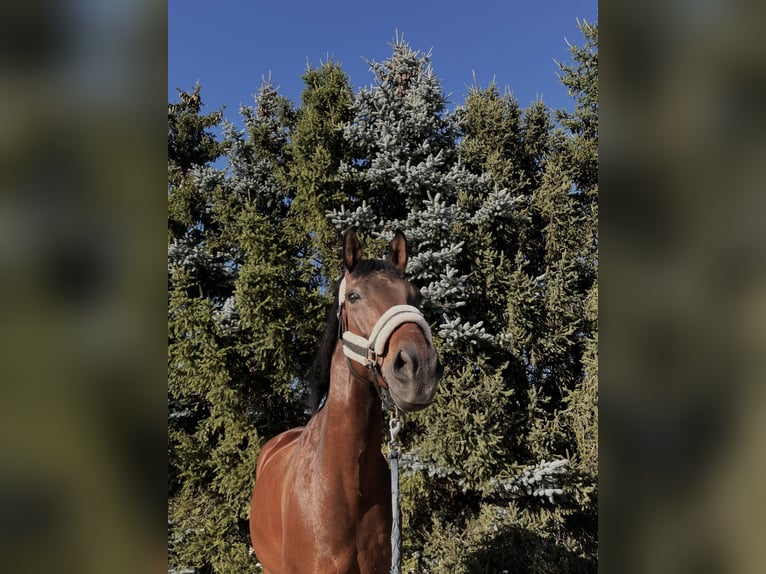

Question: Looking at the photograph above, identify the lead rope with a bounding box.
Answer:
[389,407,402,574]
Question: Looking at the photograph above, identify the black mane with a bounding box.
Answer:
[306,259,400,413]
[305,297,339,413]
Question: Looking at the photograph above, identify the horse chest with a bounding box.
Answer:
[283,444,391,569]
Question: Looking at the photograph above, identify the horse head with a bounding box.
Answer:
[338,228,442,412]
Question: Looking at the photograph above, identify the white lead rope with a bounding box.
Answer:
[389,408,402,574]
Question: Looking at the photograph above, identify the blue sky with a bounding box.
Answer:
[169,0,597,125]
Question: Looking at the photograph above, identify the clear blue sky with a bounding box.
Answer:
[169,0,597,125]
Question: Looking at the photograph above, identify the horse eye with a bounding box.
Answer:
[347,291,361,303]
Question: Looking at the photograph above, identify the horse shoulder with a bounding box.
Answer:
[251,427,305,573]
[255,427,304,477]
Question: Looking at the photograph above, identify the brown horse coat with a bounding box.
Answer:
[250,230,440,574]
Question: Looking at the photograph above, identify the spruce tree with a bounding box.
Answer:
[328,28,598,572]
[168,82,225,244]
[445,24,598,572]
[285,59,354,276]
[168,82,322,574]
[168,84,228,509]
[331,36,497,331]
[556,20,598,197]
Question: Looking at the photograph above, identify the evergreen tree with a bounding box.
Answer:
[331,36,497,330]
[556,20,598,197]
[440,24,598,572]
[168,82,323,574]
[167,84,228,508]
[329,29,598,572]
[168,82,225,243]
[339,35,457,221]
[285,59,354,276]
[553,20,598,555]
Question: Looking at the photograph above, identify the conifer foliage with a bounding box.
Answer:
[168,21,597,573]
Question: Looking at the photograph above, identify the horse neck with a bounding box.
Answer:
[321,343,384,456]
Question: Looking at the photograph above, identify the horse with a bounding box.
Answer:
[250,228,442,574]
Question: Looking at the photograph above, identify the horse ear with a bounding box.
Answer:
[387,230,408,275]
[342,227,362,272]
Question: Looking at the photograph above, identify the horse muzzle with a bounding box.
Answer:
[383,326,442,412]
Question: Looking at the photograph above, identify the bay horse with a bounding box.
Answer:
[250,229,442,573]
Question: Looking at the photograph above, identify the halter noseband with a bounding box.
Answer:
[337,276,432,379]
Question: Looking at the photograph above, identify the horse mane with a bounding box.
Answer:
[306,297,339,413]
[306,259,400,413]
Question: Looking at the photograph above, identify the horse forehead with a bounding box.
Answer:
[353,270,411,299]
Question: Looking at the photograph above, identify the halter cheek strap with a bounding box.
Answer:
[337,277,433,368]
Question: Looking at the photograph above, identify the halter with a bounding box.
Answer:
[336,276,433,392]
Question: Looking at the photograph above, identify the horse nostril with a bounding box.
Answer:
[393,348,419,378]
[394,351,406,372]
